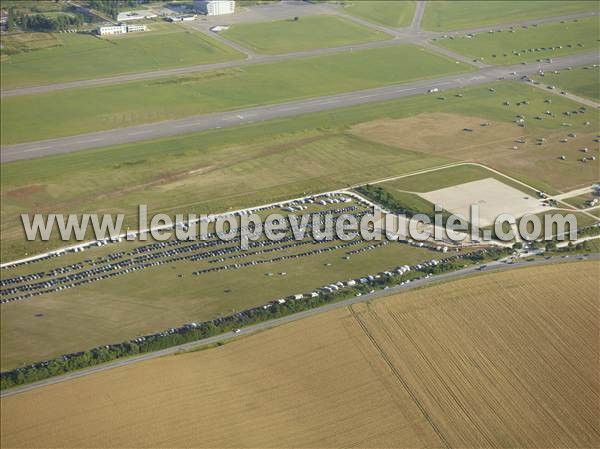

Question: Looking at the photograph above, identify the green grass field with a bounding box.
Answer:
[221,15,390,54]
[563,192,598,208]
[340,1,416,28]
[0,238,444,369]
[534,66,600,101]
[1,45,470,144]
[2,81,597,263]
[421,1,597,31]
[0,133,449,261]
[433,17,600,65]
[0,24,244,89]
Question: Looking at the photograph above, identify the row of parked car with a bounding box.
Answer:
[0,202,368,304]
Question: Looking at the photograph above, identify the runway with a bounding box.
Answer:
[1,51,598,163]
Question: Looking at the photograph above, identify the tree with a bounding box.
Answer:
[7,8,16,31]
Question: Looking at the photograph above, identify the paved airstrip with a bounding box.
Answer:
[1,2,598,162]
[2,51,598,163]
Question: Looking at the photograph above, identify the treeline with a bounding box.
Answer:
[88,0,158,19]
[0,247,511,391]
[356,184,425,217]
[545,238,597,253]
[8,10,84,32]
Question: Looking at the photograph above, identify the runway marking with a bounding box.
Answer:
[277,106,300,112]
[15,145,52,154]
[74,137,102,144]
[127,130,151,136]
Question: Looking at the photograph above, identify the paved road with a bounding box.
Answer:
[188,22,258,58]
[1,253,596,398]
[529,79,600,109]
[411,1,426,31]
[2,51,598,163]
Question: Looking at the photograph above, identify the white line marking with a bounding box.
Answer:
[127,130,150,136]
[277,106,300,112]
[74,138,102,144]
[16,146,52,154]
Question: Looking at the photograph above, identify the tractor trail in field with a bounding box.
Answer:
[348,304,452,449]
[385,309,498,448]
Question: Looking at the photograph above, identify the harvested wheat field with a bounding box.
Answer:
[2,261,599,448]
[350,112,600,192]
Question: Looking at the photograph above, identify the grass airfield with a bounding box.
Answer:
[422,1,598,31]
[2,261,598,448]
[533,65,600,101]
[338,1,416,28]
[2,78,598,371]
[0,24,244,89]
[2,81,598,262]
[1,44,470,144]
[434,16,600,65]
[221,15,391,54]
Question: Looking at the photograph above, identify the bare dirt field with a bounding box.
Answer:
[2,261,599,448]
[350,112,600,193]
[420,177,546,226]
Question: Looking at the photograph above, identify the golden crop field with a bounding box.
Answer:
[2,261,599,448]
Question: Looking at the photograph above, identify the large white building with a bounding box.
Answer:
[98,24,147,36]
[196,1,235,16]
[98,25,127,35]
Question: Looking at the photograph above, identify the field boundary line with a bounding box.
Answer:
[348,305,452,449]
[385,309,498,447]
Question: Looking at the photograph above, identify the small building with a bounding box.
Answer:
[197,0,235,16]
[117,10,157,22]
[167,15,196,22]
